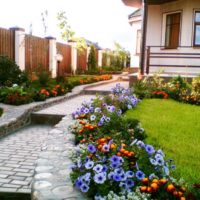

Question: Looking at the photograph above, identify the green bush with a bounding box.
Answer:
[0,56,27,86]
[0,86,33,105]
[37,71,50,86]
[87,45,97,71]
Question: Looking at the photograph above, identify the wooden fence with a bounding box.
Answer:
[25,35,49,73]
[57,42,71,75]
[0,28,15,59]
[77,49,87,73]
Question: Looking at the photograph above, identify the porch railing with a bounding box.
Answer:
[145,46,200,74]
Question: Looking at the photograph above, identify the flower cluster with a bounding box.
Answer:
[80,75,112,84]
[152,91,169,99]
[70,83,188,199]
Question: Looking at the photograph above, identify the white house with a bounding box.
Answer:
[128,9,142,71]
[122,0,200,77]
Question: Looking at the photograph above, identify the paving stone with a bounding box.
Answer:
[0,178,11,183]
[0,188,17,192]
[15,172,33,177]
[0,166,13,171]
[8,175,26,181]
[2,183,21,188]
[11,180,29,186]
[17,188,31,193]
[5,163,21,168]
[0,174,8,178]
[0,170,16,175]
[13,168,30,173]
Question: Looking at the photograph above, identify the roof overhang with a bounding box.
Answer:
[122,0,178,7]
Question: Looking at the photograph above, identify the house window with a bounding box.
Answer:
[194,11,200,46]
[165,12,181,49]
[136,29,141,54]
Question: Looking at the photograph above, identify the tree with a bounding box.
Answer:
[87,45,97,71]
[57,11,87,54]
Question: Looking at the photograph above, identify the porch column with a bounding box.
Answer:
[140,0,148,75]
[10,27,25,71]
[98,50,103,67]
[69,41,77,74]
[46,36,57,78]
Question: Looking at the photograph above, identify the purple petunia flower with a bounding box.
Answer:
[102,144,110,152]
[90,115,96,121]
[126,179,134,188]
[94,107,101,113]
[110,155,120,164]
[93,172,106,184]
[113,174,122,182]
[108,172,114,180]
[80,184,89,193]
[85,160,94,169]
[125,171,134,178]
[87,144,96,154]
[145,144,155,155]
[136,170,145,180]
[75,178,83,189]
[93,164,103,173]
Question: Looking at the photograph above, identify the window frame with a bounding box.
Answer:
[136,29,141,55]
[165,12,181,49]
[193,11,200,47]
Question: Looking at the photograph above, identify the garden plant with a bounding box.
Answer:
[69,84,196,199]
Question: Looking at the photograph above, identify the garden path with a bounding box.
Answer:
[0,80,129,195]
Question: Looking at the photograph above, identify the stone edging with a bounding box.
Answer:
[0,76,119,137]
[31,115,87,200]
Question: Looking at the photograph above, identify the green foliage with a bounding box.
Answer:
[0,56,27,86]
[192,75,200,94]
[0,86,33,105]
[57,11,75,40]
[37,71,50,86]
[87,45,97,72]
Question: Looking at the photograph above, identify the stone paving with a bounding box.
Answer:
[0,77,129,198]
[0,125,51,193]
[34,95,94,116]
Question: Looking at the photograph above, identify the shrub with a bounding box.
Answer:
[88,45,97,71]
[0,56,25,86]
[37,71,50,86]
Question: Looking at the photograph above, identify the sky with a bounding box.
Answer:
[0,0,135,52]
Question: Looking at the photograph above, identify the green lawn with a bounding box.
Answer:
[125,99,200,187]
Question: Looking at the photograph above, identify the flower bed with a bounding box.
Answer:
[69,84,191,200]
[133,74,200,106]
[0,75,112,105]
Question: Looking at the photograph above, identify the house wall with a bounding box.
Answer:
[129,16,141,69]
[146,0,200,75]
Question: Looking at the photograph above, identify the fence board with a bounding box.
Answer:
[25,35,49,73]
[57,42,71,75]
[77,49,87,73]
[0,28,15,59]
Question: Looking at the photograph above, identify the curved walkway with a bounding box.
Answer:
[0,77,129,197]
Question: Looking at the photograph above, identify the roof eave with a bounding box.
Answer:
[121,0,142,8]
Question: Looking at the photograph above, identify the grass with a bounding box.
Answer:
[125,99,200,187]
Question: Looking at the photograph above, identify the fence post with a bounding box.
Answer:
[98,50,103,67]
[69,41,77,74]
[86,46,91,70]
[46,36,57,78]
[10,27,25,71]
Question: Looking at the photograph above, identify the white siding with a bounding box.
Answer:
[146,0,200,74]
